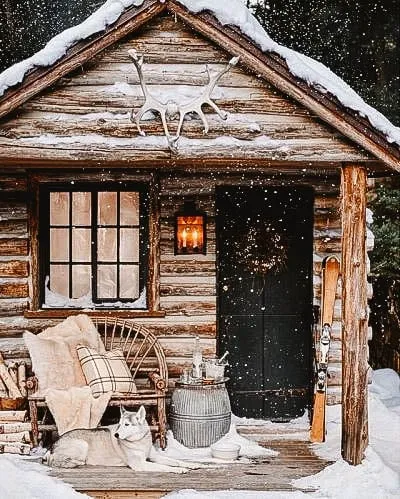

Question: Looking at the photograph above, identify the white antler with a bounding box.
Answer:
[176,56,240,137]
[128,51,239,149]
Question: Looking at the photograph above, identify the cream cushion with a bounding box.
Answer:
[77,345,137,397]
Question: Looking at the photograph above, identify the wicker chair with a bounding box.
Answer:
[27,317,168,448]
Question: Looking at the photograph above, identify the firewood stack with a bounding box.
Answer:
[0,352,31,455]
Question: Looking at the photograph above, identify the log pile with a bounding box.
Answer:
[0,352,31,454]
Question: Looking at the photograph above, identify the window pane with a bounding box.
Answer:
[72,265,91,298]
[50,192,69,225]
[120,228,139,262]
[120,192,139,225]
[50,228,69,261]
[72,228,91,262]
[120,265,139,299]
[98,192,117,225]
[50,264,69,296]
[97,265,117,298]
[98,228,117,261]
[72,192,91,226]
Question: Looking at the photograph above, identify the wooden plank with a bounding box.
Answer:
[0,261,29,278]
[1,114,342,142]
[0,300,28,317]
[60,62,268,88]
[0,137,370,164]
[0,175,27,192]
[0,202,27,220]
[49,437,329,493]
[0,220,27,236]
[0,239,28,256]
[340,164,369,465]
[0,283,29,299]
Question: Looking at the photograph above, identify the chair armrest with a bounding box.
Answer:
[26,376,39,396]
[148,372,167,392]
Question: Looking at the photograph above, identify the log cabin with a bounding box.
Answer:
[0,0,399,467]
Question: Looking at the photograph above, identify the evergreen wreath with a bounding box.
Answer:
[237,223,288,275]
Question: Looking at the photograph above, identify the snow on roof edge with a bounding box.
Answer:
[0,0,399,150]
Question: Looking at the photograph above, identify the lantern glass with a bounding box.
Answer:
[175,204,206,255]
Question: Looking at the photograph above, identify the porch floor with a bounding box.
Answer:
[49,427,332,498]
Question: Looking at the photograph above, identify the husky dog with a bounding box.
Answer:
[45,406,196,472]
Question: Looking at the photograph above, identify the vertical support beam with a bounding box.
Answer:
[340,164,369,465]
[148,171,160,312]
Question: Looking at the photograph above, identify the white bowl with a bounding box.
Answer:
[210,443,241,460]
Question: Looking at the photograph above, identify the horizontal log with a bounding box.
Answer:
[7,113,340,142]
[0,202,27,220]
[0,138,369,165]
[0,410,27,422]
[0,239,28,256]
[161,296,216,316]
[0,220,27,236]
[0,300,29,317]
[314,237,342,253]
[160,178,340,195]
[0,431,30,443]
[0,261,29,278]
[326,388,342,406]
[0,422,32,434]
[59,63,268,89]
[158,337,215,358]
[160,260,215,276]
[0,442,31,454]
[0,283,29,299]
[160,284,215,296]
[0,176,27,192]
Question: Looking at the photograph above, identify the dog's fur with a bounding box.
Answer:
[45,406,197,472]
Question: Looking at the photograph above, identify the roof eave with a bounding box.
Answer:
[167,1,400,173]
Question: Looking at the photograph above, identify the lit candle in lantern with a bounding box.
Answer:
[181,228,187,248]
[192,228,198,248]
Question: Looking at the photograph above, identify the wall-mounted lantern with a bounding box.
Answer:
[175,201,206,255]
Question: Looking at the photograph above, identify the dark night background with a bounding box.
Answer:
[0,0,399,124]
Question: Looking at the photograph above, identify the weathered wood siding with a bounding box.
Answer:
[0,13,375,408]
[0,168,353,405]
[0,14,371,165]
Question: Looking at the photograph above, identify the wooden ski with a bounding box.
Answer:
[310,256,340,443]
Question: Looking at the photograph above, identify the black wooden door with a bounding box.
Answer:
[216,186,313,420]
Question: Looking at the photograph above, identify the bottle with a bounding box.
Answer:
[192,336,202,379]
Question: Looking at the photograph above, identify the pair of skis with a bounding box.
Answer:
[310,256,340,443]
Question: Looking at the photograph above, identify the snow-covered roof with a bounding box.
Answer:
[0,0,399,149]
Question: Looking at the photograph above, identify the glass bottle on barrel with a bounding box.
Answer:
[192,336,202,380]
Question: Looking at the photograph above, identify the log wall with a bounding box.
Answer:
[0,14,371,166]
[0,13,375,409]
[0,168,352,404]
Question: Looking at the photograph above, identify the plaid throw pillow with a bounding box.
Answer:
[76,345,137,398]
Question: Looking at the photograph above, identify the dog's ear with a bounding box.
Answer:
[137,405,146,424]
[120,405,126,416]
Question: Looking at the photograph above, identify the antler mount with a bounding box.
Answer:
[128,49,239,150]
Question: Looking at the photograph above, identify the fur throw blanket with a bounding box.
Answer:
[24,314,111,434]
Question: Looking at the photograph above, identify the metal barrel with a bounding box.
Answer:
[169,383,231,448]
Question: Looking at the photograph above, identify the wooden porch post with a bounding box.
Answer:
[340,164,369,465]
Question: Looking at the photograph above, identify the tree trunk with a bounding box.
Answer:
[340,164,369,465]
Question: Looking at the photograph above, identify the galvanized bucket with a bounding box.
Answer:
[169,383,231,448]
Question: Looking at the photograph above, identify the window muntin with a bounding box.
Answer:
[41,184,148,309]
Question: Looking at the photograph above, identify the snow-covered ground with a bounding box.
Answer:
[0,369,399,498]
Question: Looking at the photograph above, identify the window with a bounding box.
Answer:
[39,183,149,309]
